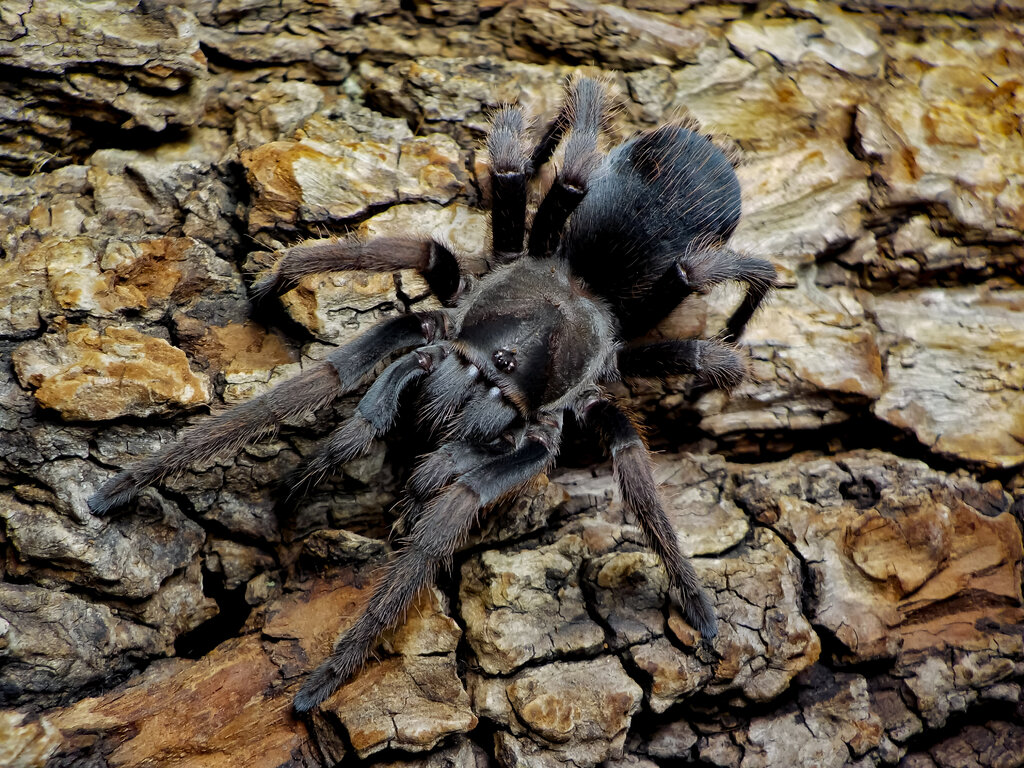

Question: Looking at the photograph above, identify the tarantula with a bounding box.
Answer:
[88,75,776,712]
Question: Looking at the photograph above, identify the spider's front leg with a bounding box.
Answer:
[293,421,560,713]
[88,311,450,515]
[289,345,447,495]
[583,398,718,643]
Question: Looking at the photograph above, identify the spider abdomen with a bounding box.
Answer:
[562,123,743,329]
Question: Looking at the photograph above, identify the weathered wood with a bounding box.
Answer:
[1,2,1022,767]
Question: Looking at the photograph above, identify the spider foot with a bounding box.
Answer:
[669,581,719,645]
[696,342,747,391]
[250,271,287,303]
[293,639,367,713]
[87,471,140,516]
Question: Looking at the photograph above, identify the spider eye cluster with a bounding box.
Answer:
[492,348,517,373]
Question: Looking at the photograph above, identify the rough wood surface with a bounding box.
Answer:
[1,2,1022,767]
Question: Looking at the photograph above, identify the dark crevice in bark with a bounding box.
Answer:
[174,581,252,659]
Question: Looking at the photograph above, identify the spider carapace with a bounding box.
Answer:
[88,75,777,712]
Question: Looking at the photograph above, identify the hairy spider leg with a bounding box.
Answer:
[716,253,777,343]
[528,74,614,175]
[417,352,482,429]
[293,421,561,712]
[387,438,499,538]
[488,105,530,258]
[618,339,747,391]
[673,246,776,344]
[290,345,447,496]
[451,383,519,441]
[417,351,521,442]
[584,399,717,642]
[528,77,610,258]
[613,246,777,342]
[87,311,450,515]
[390,439,499,537]
[251,236,464,307]
[407,441,494,503]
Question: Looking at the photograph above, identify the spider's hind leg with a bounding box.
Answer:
[721,255,777,343]
[528,76,612,258]
[683,246,777,344]
[488,105,530,259]
[252,236,464,306]
[529,73,614,175]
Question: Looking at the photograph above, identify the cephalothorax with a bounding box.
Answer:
[89,76,776,712]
